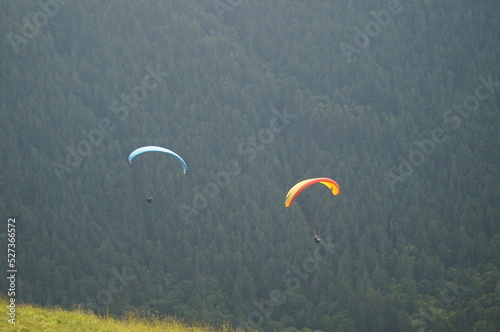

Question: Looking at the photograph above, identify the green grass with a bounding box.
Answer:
[0,298,247,332]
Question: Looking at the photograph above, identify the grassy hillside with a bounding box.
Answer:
[0,298,243,332]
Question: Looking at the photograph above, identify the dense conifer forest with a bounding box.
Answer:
[1,0,499,331]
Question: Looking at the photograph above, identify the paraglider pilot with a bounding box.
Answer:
[145,196,154,203]
[314,235,322,244]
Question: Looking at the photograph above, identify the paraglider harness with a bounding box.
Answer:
[145,196,154,203]
[314,235,322,244]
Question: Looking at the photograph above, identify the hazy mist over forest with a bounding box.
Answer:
[1,0,499,331]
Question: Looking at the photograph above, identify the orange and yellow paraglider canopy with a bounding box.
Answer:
[285,177,340,207]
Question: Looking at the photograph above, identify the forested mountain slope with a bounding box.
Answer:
[0,0,499,331]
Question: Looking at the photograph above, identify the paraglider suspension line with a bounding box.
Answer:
[305,219,317,235]
[317,216,326,235]
[149,182,166,198]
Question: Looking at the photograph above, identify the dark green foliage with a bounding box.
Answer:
[0,0,499,331]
